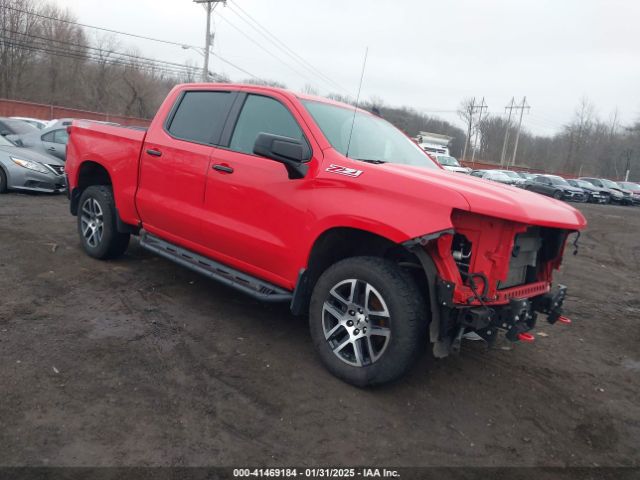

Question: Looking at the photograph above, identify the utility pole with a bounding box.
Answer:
[623,149,633,181]
[194,0,224,82]
[461,97,475,162]
[470,97,488,165]
[510,96,530,167]
[500,97,516,168]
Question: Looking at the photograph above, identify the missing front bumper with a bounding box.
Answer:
[436,281,569,353]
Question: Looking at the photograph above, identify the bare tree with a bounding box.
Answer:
[301,83,319,95]
[458,97,475,161]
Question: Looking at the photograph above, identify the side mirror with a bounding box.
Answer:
[0,130,10,136]
[14,139,24,147]
[253,132,310,179]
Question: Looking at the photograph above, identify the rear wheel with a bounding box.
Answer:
[77,186,129,259]
[309,257,427,387]
[0,168,7,193]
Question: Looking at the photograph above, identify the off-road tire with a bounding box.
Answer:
[309,256,428,387]
[77,186,129,259]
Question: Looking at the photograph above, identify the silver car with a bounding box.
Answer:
[9,124,70,161]
[0,135,66,194]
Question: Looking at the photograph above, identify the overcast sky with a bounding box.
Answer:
[54,0,640,136]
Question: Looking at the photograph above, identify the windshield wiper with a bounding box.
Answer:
[355,159,387,164]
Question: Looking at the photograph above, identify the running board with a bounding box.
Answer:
[139,231,292,302]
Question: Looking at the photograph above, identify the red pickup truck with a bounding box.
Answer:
[65,83,586,386]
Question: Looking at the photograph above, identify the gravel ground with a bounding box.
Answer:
[0,193,638,468]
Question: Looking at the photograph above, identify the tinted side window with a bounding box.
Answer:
[167,91,234,144]
[42,131,55,142]
[229,95,303,155]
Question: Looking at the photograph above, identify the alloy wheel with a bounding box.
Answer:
[80,197,104,248]
[322,279,392,367]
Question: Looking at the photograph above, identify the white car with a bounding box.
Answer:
[10,117,49,130]
[434,155,471,174]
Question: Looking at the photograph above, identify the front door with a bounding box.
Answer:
[201,92,319,286]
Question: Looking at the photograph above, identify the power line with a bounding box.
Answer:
[215,10,320,87]
[0,37,197,78]
[5,29,201,75]
[1,4,259,79]
[226,1,349,94]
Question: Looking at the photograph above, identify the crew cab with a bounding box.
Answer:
[65,83,587,386]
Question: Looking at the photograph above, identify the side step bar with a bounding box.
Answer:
[139,231,292,303]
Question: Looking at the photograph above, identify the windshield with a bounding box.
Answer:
[302,100,437,169]
[487,171,511,181]
[600,179,619,189]
[436,155,460,167]
[547,176,570,186]
[501,171,521,179]
[619,182,640,191]
[0,135,16,146]
[575,180,594,189]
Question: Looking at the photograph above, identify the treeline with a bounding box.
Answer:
[466,97,639,180]
[2,0,637,179]
[0,0,196,118]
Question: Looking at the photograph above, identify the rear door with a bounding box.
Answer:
[200,91,319,286]
[135,89,236,245]
[41,129,69,160]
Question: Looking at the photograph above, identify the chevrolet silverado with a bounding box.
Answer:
[65,83,587,386]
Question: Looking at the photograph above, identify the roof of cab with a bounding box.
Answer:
[174,82,372,115]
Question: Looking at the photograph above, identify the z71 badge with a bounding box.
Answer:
[325,164,363,178]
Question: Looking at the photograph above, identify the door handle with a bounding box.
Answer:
[213,164,234,174]
[47,147,56,151]
[146,149,162,157]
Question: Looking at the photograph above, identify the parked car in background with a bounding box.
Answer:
[433,155,471,174]
[470,169,518,185]
[579,177,632,205]
[10,124,70,161]
[0,117,38,137]
[0,134,66,193]
[525,175,587,202]
[47,118,119,129]
[494,169,528,187]
[566,179,609,203]
[617,181,640,205]
[10,117,49,130]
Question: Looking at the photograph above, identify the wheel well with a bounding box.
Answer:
[291,227,428,315]
[70,161,112,215]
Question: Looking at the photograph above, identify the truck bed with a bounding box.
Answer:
[66,121,147,226]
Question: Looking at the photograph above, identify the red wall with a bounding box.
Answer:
[0,98,151,128]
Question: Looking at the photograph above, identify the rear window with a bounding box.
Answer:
[167,91,235,144]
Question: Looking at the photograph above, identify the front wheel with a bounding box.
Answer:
[77,186,130,259]
[553,190,563,200]
[309,257,428,387]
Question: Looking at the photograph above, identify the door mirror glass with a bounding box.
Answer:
[253,132,310,179]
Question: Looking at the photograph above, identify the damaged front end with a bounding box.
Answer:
[405,209,577,358]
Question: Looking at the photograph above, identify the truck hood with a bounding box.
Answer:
[0,144,64,165]
[382,164,587,230]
